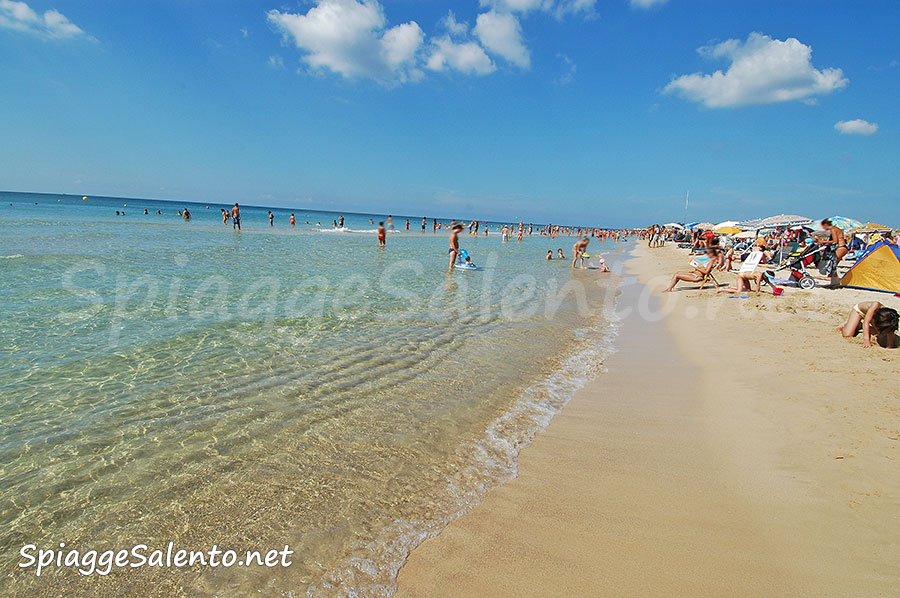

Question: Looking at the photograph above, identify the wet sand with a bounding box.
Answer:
[396,243,900,597]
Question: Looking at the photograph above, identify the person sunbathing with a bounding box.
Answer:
[662,249,718,293]
[836,302,898,348]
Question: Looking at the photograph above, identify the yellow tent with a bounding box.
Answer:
[840,241,900,293]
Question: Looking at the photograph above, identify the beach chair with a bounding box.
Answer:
[690,257,720,290]
[697,270,719,290]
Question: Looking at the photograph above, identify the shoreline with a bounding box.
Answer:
[395,243,900,597]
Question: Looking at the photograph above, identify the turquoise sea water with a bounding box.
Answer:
[0,192,626,597]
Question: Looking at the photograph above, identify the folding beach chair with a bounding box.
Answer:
[697,270,719,290]
[689,257,720,290]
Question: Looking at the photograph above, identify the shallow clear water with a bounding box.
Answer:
[0,192,626,596]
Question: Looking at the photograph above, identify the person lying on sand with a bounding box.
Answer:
[836,302,898,348]
[662,249,718,293]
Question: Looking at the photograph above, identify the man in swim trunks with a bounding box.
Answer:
[422,217,426,233]
[572,237,590,268]
[231,203,241,230]
[377,222,386,247]
[448,224,463,270]
[268,211,274,227]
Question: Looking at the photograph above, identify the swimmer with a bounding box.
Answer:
[377,222,386,247]
[290,213,295,227]
[546,250,553,260]
[557,248,564,259]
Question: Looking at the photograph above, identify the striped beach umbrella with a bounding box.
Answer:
[758,214,814,228]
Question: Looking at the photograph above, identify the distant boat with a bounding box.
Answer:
[82,196,88,201]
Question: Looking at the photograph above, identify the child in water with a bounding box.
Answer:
[836,302,898,348]
[546,250,553,260]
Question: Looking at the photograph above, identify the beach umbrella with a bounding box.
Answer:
[695,222,716,230]
[662,222,684,229]
[734,230,756,239]
[825,216,864,231]
[738,217,764,229]
[714,220,741,229]
[862,222,893,231]
[758,214,813,228]
[684,222,701,229]
[714,226,742,235]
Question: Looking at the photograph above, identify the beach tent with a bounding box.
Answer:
[840,240,900,293]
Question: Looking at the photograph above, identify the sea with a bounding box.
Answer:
[0,191,627,597]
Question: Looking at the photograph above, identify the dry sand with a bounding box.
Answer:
[396,242,900,597]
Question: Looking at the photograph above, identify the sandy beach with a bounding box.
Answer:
[397,242,900,597]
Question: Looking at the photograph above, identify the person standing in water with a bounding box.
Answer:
[406,218,410,231]
[448,223,463,270]
[572,237,589,268]
[290,213,295,227]
[268,211,274,227]
[422,217,427,233]
[377,222,386,247]
[339,215,344,228]
[231,203,241,230]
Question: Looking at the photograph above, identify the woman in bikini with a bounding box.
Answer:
[836,302,898,348]
[820,219,848,262]
[662,248,718,293]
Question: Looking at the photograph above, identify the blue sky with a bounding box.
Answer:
[1,0,898,226]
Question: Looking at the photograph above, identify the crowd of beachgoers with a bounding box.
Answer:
[639,219,900,349]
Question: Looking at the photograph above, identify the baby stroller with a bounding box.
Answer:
[768,243,838,289]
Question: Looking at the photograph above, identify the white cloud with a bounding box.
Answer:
[427,36,495,75]
[240,27,248,38]
[629,0,668,9]
[426,10,494,76]
[474,10,530,68]
[664,32,848,108]
[440,10,469,36]
[556,53,576,84]
[268,54,284,69]
[267,0,424,85]
[478,0,597,18]
[834,119,878,136]
[0,0,88,39]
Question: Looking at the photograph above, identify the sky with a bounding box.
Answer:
[1,0,898,226]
